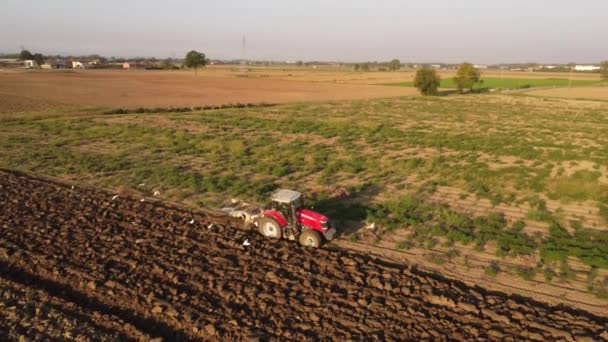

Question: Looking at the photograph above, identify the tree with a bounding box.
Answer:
[601,61,608,83]
[360,63,370,72]
[32,53,45,66]
[453,62,481,93]
[184,50,207,75]
[388,59,401,71]
[414,67,441,96]
[19,49,33,61]
[161,58,177,70]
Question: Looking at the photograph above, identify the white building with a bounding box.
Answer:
[574,65,600,71]
[72,61,84,69]
[24,60,38,68]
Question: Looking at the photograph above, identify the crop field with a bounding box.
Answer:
[1,68,608,338]
[381,77,600,89]
[2,169,608,341]
[2,77,608,312]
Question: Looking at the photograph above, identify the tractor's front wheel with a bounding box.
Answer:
[258,217,282,239]
[299,230,321,248]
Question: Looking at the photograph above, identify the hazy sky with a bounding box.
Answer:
[2,0,606,63]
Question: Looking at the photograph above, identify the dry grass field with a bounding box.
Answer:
[524,86,608,101]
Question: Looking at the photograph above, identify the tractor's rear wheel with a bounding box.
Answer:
[258,217,282,239]
[299,230,321,248]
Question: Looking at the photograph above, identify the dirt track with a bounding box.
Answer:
[1,169,607,341]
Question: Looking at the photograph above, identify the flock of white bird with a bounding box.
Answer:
[72,182,253,248]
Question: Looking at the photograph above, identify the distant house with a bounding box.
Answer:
[41,64,53,69]
[122,62,146,69]
[474,64,488,69]
[24,60,38,68]
[574,65,600,71]
[0,58,22,68]
[72,61,84,69]
[54,60,67,69]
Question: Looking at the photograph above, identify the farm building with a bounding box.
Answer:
[72,61,85,69]
[0,58,23,68]
[53,60,67,69]
[24,60,38,68]
[122,62,147,69]
[574,65,600,71]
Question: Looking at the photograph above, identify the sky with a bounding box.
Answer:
[1,0,606,63]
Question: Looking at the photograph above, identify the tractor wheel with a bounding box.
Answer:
[299,230,322,248]
[258,217,282,239]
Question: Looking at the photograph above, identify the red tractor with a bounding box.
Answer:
[222,189,336,248]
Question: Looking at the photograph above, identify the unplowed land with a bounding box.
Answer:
[1,170,606,341]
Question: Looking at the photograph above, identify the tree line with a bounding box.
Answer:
[414,62,481,95]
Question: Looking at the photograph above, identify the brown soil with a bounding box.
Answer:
[0,90,65,113]
[1,169,607,341]
[0,70,414,111]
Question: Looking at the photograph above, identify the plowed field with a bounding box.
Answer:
[1,169,607,341]
[0,70,413,112]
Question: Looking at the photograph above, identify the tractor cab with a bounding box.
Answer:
[270,189,303,228]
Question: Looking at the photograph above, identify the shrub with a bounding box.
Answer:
[427,254,446,265]
[413,67,441,96]
[559,261,576,282]
[599,204,608,221]
[453,63,481,93]
[515,266,536,281]
[485,262,500,277]
[544,267,555,283]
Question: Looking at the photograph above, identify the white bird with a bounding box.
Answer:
[242,239,251,247]
[189,219,195,225]
[140,198,145,202]
[153,191,160,196]
[111,195,118,201]
[138,183,145,187]
[207,223,214,229]
[71,185,75,190]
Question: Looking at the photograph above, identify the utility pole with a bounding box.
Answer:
[241,35,246,72]
[569,64,573,88]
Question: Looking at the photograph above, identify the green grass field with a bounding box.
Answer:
[381,77,599,89]
[2,94,608,292]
